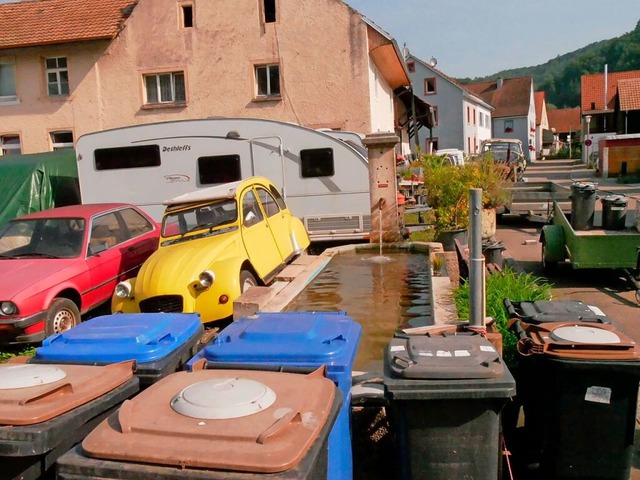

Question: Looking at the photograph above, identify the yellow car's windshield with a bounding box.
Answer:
[162,199,238,237]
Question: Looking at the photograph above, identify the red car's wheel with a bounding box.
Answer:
[45,298,80,337]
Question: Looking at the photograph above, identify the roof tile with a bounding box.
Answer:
[547,107,581,134]
[466,76,532,118]
[0,0,137,49]
[581,70,640,112]
[618,78,640,111]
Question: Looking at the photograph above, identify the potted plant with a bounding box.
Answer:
[472,157,510,239]
[418,154,472,250]
[417,154,509,249]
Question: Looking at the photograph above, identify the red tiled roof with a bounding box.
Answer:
[581,70,640,112]
[547,107,581,135]
[618,78,640,111]
[534,91,545,125]
[466,76,532,118]
[0,0,137,49]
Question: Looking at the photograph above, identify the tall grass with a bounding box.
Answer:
[454,266,552,369]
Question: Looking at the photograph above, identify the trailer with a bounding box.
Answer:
[540,200,640,302]
[75,118,371,243]
[503,181,571,222]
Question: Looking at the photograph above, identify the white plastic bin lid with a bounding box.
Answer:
[550,325,621,344]
[171,378,276,419]
[0,364,67,389]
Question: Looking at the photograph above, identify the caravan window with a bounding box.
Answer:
[198,155,242,185]
[300,148,334,178]
[94,145,161,170]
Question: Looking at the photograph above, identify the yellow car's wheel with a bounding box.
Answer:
[240,270,258,293]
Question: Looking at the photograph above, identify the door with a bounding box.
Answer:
[256,186,294,260]
[84,211,127,308]
[240,188,283,279]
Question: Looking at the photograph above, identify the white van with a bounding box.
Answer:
[436,148,465,166]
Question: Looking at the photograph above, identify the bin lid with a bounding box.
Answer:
[518,321,640,360]
[202,312,361,370]
[0,361,134,425]
[34,313,203,364]
[386,333,504,379]
[506,299,612,324]
[601,194,629,205]
[571,181,598,192]
[81,368,338,473]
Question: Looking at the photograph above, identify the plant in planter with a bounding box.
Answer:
[417,154,509,247]
[418,154,471,235]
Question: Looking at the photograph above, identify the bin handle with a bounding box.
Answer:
[256,409,303,444]
[503,298,520,318]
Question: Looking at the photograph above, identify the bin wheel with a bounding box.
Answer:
[541,239,557,274]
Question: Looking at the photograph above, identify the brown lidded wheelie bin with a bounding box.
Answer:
[56,366,341,479]
[513,320,640,480]
[0,361,138,480]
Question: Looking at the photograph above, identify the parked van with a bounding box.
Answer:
[436,148,465,166]
[75,118,372,242]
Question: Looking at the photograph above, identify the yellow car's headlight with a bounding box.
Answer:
[115,281,132,298]
[198,270,215,289]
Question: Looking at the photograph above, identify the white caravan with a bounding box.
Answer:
[75,118,371,242]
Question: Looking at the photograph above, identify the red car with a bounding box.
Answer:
[0,204,159,344]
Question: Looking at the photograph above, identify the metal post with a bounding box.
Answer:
[468,188,485,327]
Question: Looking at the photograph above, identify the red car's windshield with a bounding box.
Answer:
[0,218,86,259]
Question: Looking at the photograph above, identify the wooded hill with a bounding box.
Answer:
[457,19,640,109]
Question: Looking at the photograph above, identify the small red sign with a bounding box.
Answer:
[584,139,592,146]
[378,183,389,188]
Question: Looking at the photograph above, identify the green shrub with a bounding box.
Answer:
[0,346,36,364]
[453,266,552,369]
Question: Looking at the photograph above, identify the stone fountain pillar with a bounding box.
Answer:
[363,132,402,243]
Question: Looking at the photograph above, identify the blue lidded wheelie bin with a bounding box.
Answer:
[383,330,516,480]
[32,313,203,388]
[187,311,361,480]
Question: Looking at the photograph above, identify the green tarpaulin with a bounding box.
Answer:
[0,150,80,227]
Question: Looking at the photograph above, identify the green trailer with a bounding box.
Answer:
[540,200,640,301]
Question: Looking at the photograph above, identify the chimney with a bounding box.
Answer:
[604,64,608,110]
[497,77,504,89]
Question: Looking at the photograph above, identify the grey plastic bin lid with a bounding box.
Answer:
[386,334,504,380]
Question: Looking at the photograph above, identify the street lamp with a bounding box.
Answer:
[585,115,592,164]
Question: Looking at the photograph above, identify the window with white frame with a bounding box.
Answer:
[50,131,74,150]
[0,60,17,102]
[45,57,69,96]
[1,135,21,156]
[143,71,186,105]
[255,64,280,98]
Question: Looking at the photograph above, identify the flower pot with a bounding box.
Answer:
[436,228,468,252]
[482,207,496,239]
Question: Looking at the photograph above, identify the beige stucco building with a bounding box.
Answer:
[0,0,429,155]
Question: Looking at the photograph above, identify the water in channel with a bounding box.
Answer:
[285,251,435,371]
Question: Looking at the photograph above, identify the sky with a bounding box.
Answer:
[344,0,640,79]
